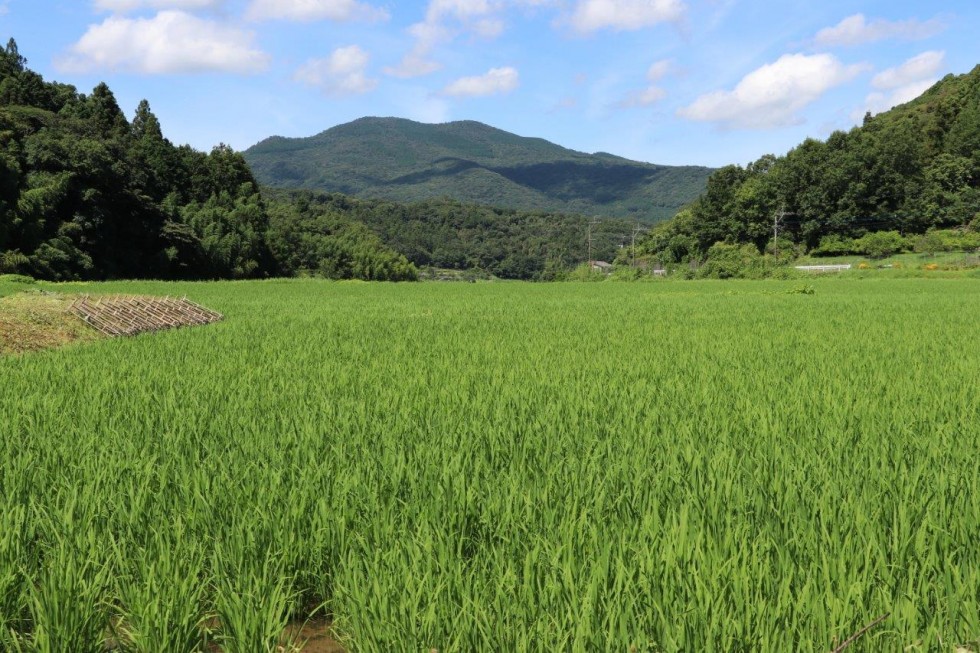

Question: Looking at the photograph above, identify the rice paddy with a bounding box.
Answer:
[1,278,979,652]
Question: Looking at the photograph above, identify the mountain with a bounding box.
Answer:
[244,118,713,223]
[638,64,980,264]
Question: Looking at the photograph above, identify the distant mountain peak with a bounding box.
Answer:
[245,117,714,222]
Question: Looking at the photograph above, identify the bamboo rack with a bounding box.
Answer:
[68,295,223,337]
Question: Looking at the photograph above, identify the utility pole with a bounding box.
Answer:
[630,223,648,268]
[587,218,601,268]
[772,204,794,255]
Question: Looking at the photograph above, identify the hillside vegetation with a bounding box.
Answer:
[244,117,713,223]
[640,65,980,272]
[0,39,416,282]
[268,190,634,280]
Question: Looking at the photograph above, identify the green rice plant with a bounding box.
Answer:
[0,504,29,639]
[27,535,110,653]
[2,278,980,651]
[213,539,299,653]
[113,525,210,653]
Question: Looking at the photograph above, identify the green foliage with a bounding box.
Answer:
[2,279,980,651]
[913,228,980,255]
[244,117,713,223]
[697,242,767,279]
[854,230,908,259]
[263,190,631,280]
[264,192,417,281]
[0,40,419,283]
[640,65,980,264]
[0,40,277,280]
[113,528,210,653]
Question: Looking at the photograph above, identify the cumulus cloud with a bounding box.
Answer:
[860,80,936,118]
[854,51,944,120]
[872,50,944,89]
[617,58,673,108]
[246,0,388,22]
[443,66,519,97]
[294,45,378,95]
[678,53,868,129]
[569,0,685,33]
[94,0,222,12]
[386,0,506,79]
[57,10,269,74]
[813,14,945,47]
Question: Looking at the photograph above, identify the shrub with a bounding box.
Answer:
[854,231,908,259]
[0,274,36,284]
[811,235,859,256]
[699,242,767,279]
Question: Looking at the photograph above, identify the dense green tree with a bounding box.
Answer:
[638,65,980,265]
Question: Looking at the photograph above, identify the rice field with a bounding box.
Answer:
[1,278,979,652]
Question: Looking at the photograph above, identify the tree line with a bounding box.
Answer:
[0,39,416,282]
[638,65,980,271]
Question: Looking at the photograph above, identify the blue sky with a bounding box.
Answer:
[1,0,976,167]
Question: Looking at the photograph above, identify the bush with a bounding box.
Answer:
[610,267,645,281]
[699,242,765,279]
[914,229,980,255]
[811,235,860,256]
[567,263,607,281]
[0,273,36,284]
[854,231,908,259]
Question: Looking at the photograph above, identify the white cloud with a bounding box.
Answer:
[294,45,378,95]
[426,0,496,21]
[443,66,519,97]
[246,0,388,22]
[678,53,868,129]
[813,14,945,47]
[617,58,673,108]
[94,0,222,12]
[849,51,945,121]
[618,85,666,108]
[858,79,936,120]
[385,53,442,78]
[646,58,672,82]
[58,10,269,74]
[386,0,533,79]
[853,52,944,120]
[569,0,685,33]
[387,1,497,79]
[872,50,944,90]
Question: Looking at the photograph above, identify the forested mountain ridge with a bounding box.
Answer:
[0,39,416,282]
[244,117,713,223]
[265,190,633,280]
[640,65,980,265]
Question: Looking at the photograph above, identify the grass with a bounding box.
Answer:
[793,250,980,270]
[1,278,980,651]
[0,290,102,355]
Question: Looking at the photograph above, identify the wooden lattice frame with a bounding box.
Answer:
[68,295,223,337]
